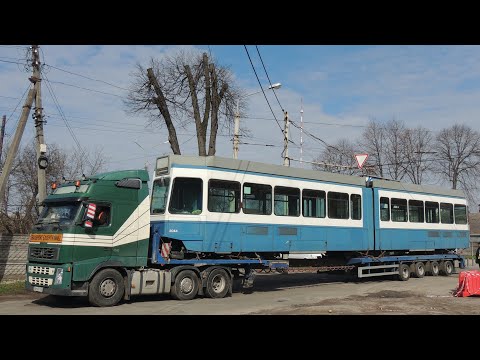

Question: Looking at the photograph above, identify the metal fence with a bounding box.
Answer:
[0,234,29,282]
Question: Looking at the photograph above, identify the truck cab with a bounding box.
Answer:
[25,170,150,305]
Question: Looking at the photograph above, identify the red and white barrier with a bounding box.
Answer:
[454,270,480,297]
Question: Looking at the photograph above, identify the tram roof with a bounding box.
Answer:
[157,155,465,198]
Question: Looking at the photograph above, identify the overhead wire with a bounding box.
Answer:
[243,45,283,134]
[43,71,94,168]
[255,45,284,113]
[45,79,124,98]
[44,63,129,91]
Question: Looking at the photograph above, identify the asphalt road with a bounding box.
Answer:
[2,266,480,315]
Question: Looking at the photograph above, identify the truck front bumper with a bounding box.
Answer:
[25,282,88,296]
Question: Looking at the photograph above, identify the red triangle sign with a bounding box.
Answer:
[355,154,368,169]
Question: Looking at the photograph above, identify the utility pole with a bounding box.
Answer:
[0,89,37,208]
[283,111,289,166]
[31,45,47,206]
[0,115,6,160]
[300,98,304,168]
[233,100,240,159]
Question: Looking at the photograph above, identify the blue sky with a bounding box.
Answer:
[1,45,480,180]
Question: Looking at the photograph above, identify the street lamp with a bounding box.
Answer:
[233,83,282,159]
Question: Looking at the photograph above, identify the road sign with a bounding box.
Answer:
[355,154,368,169]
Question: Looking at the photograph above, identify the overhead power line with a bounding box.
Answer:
[43,72,94,168]
[46,79,124,98]
[44,63,129,91]
[243,45,283,134]
[242,115,368,128]
[0,59,25,66]
[255,45,284,113]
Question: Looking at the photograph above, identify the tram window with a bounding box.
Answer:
[380,197,390,221]
[454,204,467,224]
[151,177,170,214]
[302,189,326,218]
[409,200,424,223]
[328,192,349,219]
[440,203,453,224]
[274,186,300,217]
[391,198,407,222]
[243,183,272,215]
[208,180,240,213]
[425,201,439,223]
[168,177,203,215]
[351,194,362,220]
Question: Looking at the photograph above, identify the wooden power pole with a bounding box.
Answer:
[0,115,6,160]
[0,89,37,207]
[0,45,49,210]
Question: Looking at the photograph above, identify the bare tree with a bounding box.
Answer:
[0,142,107,234]
[358,118,386,177]
[401,126,434,184]
[312,139,362,175]
[382,118,407,181]
[124,49,244,156]
[433,124,480,203]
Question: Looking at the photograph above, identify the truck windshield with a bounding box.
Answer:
[37,203,81,226]
[151,177,170,214]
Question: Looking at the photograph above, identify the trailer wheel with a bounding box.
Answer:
[170,270,199,301]
[398,263,410,281]
[440,260,453,276]
[205,268,231,299]
[413,262,425,278]
[429,261,440,276]
[88,268,125,307]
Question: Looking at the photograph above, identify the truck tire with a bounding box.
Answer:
[88,268,125,307]
[398,263,410,281]
[413,262,425,278]
[170,270,199,301]
[429,261,440,276]
[205,268,231,299]
[440,260,453,276]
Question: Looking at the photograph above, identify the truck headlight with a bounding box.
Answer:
[54,268,63,285]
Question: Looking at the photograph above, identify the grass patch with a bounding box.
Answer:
[0,281,27,296]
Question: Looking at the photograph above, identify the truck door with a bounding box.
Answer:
[73,202,113,265]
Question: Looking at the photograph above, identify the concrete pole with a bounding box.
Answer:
[32,45,47,206]
[0,89,36,208]
[233,100,240,159]
[283,111,289,166]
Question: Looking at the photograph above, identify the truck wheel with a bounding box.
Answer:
[413,262,425,278]
[440,260,453,276]
[170,270,199,301]
[88,268,125,307]
[429,261,439,276]
[205,268,231,299]
[397,263,410,281]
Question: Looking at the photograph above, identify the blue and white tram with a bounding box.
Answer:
[149,155,469,263]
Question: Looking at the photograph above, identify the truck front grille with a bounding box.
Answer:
[29,266,55,275]
[29,247,58,260]
[29,276,53,286]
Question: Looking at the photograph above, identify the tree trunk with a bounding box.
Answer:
[208,64,228,156]
[185,64,207,156]
[146,68,181,154]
